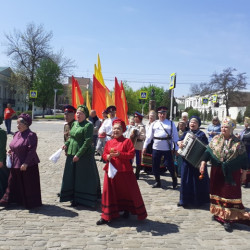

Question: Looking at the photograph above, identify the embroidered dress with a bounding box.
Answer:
[100,136,147,221]
[203,134,250,225]
[179,130,210,206]
[60,120,101,207]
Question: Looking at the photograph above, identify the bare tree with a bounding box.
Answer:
[190,82,212,96]
[5,23,75,92]
[210,68,247,116]
[5,23,53,91]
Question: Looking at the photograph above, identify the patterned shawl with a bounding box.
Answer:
[209,133,246,162]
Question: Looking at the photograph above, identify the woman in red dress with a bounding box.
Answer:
[96,119,147,225]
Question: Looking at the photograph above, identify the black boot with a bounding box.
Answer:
[172,176,178,189]
[135,165,141,180]
[152,176,161,188]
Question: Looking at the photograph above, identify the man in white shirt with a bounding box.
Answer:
[98,105,117,142]
[142,106,179,188]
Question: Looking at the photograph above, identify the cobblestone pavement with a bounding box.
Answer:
[0,120,250,250]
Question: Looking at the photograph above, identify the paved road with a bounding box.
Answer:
[0,120,250,250]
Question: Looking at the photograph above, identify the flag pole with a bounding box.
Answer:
[170,89,174,121]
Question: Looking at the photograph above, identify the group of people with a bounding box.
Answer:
[0,103,250,232]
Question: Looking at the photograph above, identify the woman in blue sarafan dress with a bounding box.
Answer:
[177,116,210,208]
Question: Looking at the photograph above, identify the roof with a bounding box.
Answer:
[0,67,12,77]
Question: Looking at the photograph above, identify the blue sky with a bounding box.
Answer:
[1,0,250,97]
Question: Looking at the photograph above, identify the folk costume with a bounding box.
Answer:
[133,112,146,180]
[143,106,179,188]
[0,114,42,209]
[203,117,250,229]
[60,105,101,207]
[240,117,250,187]
[63,105,76,142]
[0,118,9,199]
[178,116,210,207]
[98,119,147,224]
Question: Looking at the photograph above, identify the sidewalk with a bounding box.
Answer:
[0,120,249,249]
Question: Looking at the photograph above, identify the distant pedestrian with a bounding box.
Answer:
[4,103,16,134]
[207,116,221,142]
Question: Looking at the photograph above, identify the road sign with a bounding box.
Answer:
[212,95,217,103]
[169,73,176,90]
[139,91,148,99]
[202,98,209,105]
[30,90,38,98]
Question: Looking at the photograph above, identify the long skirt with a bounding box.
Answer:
[101,171,147,221]
[210,165,250,225]
[179,160,210,206]
[0,166,10,199]
[1,165,42,209]
[60,154,101,207]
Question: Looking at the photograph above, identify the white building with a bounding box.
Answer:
[184,93,247,121]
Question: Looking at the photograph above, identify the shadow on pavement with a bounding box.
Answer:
[29,204,78,217]
[108,218,179,236]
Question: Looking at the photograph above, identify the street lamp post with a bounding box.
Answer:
[54,89,58,117]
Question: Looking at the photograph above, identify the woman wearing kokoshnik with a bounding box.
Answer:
[60,105,101,208]
[200,117,250,232]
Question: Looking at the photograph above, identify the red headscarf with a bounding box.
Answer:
[112,118,126,132]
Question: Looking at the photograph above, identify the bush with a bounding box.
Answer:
[188,109,201,118]
[237,111,243,124]
[244,105,250,118]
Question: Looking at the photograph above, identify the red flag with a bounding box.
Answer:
[72,76,84,109]
[115,77,126,122]
[92,75,107,118]
[120,81,129,125]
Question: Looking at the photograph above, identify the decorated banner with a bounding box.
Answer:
[72,76,84,108]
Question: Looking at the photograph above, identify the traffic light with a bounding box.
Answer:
[214,102,219,107]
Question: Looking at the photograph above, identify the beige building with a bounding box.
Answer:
[57,76,92,108]
[0,67,26,116]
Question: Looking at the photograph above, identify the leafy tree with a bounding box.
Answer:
[33,58,62,117]
[5,23,74,95]
[123,82,139,115]
[207,108,212,121]
[244,105,250,118]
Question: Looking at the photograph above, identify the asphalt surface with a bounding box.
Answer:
[0,120,249,250]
